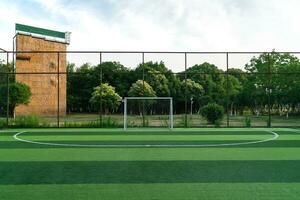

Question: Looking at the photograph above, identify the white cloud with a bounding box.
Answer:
[1,0,300,71]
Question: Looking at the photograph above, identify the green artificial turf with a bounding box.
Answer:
[0,128,300,200]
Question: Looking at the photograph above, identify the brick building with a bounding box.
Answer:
[15,24,70,116]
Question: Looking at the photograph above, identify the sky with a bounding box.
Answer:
[1,0,300,71]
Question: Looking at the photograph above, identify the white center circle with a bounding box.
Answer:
[13,130,279,148]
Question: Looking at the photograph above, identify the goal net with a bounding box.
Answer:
[123,97,173,130]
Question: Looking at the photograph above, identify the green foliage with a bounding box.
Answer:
[67,63,98,113]
[135,62,172,97]
[128,80,156,97]
[127,80,157,117]
[243,51,300,116]
[135,61,170,74]
[63,117,119,128]
[200,103,224,124]
[141,118,149,127]
[128,119,138,127]
[0,82,31,115]
[90,83,122,113]
[67,62,132,113]
[100,117,119,128]
[12,115,49,128]
[159,116,169,127]
[243,109,252,127]
[227,75,242,100]
[181,79,204,98]
[0,118,6,128]
[180,79,204,110]
[178,115,190,127]
[244,117,251,127]
[127,118,150,127]
[214,120,222,128]
[0,62,14,85]
[8,82,31,106]
[184,63,226,105]
[96,62,133,97]
[1,51,298,128]
[145,69,170,96]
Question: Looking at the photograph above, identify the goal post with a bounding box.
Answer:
[123,97,173,130]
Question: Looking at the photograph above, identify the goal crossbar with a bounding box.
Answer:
[123,97,173,130]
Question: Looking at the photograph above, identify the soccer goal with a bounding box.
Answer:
[123,97,173,130]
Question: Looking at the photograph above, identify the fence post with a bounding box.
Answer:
[226,53,229,127]
[184,53,188,128]
[6,52,9,127]
[142,52,145,127]
[267,53,272,128]
[57,52,60,127]
[6,73,9,127]
[99,52,103,127]
[124,98,127,130]
[170,98,173,129]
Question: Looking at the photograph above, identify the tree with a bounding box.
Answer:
[244,51,300,116]
[0,62,14,85]
[63,53,300,119]
[179,79,204,113]
[67,63,96,112]
[135,61,170,75]
[273,53,300,117]
[200,103,224,124]
[134,61,181,111]
[94,62,134,97]
[89,83,122,114]
[227,75,242,116]
[128,80,156,97]
[128,80,156,119]
[144,69,170,96]
[0,82,31,117]
[227,68,248,114]
[134,61,181,97]
[182,79,204,98]
[67,62,134,113]
[183,62,226,105]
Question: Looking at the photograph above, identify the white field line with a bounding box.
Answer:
[5,128,276,133]
[285,128,300,133]
[0,131,23,133]
[13,130,279,148]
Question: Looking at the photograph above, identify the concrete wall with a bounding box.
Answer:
[15,34,67,116]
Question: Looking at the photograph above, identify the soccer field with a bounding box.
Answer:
[1,128,300,200]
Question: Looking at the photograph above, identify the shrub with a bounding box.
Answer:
[63,117,119,128]
[141,118,149,127]
[89,83,122,114]
[244,117,251,127]
[178,115,190,127]
[101,117,119,128]
[200,103,224,124]
[243,109,252,127]
[63,121,81,128]
[128,120,137,127]
[0,118,6,128]
[214,120,222,128]
[12,115,49,128]
[0,82,32,116]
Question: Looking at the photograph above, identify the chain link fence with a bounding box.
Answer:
[0,51,300,128]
